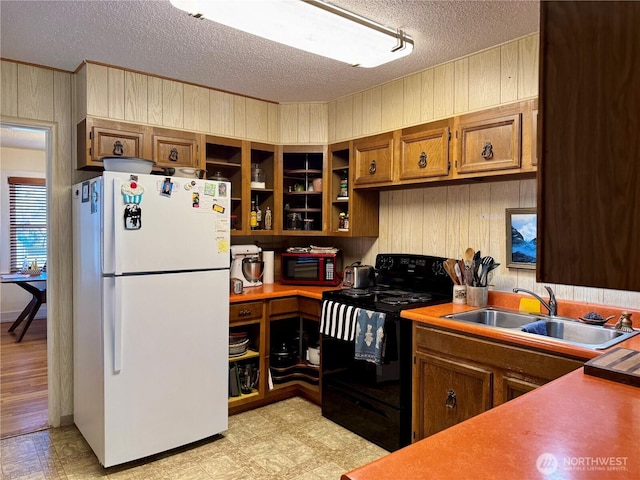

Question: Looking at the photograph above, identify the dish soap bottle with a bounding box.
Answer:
[255,198,262,229]
[264,207,272,230]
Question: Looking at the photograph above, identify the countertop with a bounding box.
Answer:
[229,282,339,303]
[342,368,639,479]
[342,291,640,480]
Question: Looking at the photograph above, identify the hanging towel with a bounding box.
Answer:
[354,309,386,365]
[320,300,360,341]
[521,320,548,336]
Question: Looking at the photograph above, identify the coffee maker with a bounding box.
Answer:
[230,244,264,287]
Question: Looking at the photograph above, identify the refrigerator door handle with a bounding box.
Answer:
[113,177,123,276]
[113,276,123,373]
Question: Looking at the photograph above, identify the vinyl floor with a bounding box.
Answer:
[0,397,388,480]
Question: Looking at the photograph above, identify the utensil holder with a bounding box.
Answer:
[453,285,467,305]
[467,286,488,307]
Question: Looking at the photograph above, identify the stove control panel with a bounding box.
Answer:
[375,253,452,294]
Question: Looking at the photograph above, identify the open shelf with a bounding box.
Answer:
[228,349,259,363]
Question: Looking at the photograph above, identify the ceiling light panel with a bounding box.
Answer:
[170,0,413,67]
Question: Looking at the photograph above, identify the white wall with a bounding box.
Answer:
[0,145,48,321]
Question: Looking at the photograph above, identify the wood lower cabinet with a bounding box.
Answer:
[414,352,492,439]
[353,132,394,187]
[229,296,322,415]
[413,324,584,442]
[228,301,266,412]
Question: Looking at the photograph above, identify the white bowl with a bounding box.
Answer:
[102,157,155,174]
[307,346,320,365]
[174,168,201,178]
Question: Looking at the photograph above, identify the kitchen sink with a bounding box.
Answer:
[543,319,637,349]
[442,308,539,328]
[442,308,638,350]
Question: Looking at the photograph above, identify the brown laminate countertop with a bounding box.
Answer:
[343,291,640,480]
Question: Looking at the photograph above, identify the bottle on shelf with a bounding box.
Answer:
[344,213,349,231]
[255,196,262,229]
[264,207,272,230]
[339,171,348,198]
[250,200,257,230]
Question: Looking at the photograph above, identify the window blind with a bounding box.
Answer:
[8,176,47,272]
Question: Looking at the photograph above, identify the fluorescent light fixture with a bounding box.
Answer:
[170,0,413,67]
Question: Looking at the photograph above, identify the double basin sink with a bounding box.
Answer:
[442,308,638,350]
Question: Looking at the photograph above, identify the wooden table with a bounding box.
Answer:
[1,272,47,343]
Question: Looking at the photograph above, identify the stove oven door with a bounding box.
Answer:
[321,316,413,451]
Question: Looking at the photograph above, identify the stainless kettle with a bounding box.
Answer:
[342,262,375,289]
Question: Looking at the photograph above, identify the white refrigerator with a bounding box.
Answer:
[72,171,230,467]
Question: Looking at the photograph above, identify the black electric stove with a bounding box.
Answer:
[321,254,452,452]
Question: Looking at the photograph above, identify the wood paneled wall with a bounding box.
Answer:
[348,178,640,309]
[1,60,74,428]
[75,62,284,144]
[328,34,540,142]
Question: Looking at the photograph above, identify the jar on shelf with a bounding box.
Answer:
[339,171,348,198]
[338,212,346,230]
[251,164,265,189]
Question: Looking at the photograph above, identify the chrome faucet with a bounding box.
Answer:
[513,286,558,317]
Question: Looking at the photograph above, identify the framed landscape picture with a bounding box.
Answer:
[506,207,537,269]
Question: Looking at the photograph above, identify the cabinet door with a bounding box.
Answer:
[413,352,493,441]
[501,374,542,403]
[92,126,144,161]
[538,2,640,291]
[399,127,450,181]
[353,134,393,186]
[457,112,521,174]
[152,134,198,168]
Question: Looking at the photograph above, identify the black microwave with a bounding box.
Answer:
[280,253,341,286]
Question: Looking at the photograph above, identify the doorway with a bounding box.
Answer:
[0,124,49,438]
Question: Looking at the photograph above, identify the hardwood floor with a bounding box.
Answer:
[0,317,48,439]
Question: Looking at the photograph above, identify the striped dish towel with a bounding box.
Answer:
[320,300,360,341]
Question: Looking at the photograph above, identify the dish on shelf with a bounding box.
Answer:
[229,338,250,356]
[102,157,155,174]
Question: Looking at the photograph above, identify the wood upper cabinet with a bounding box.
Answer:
[328,141,379,237]
[353,132,394,187]
[151,130,199,169]
[538,1,640,292]
[77,117,151,169]
[77,117,201,171]
[413,324,583,442]
[455,104,522,175]
[399,120,451,183]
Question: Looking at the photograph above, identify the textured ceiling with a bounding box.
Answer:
[0,0,539,104]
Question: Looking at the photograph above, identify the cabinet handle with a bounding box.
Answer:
[445,389,457,409]
[418,151,427,168]
[238,309,253,316]
[481,141,494,160]
[169,147,179,162]
[369,160,377,175]
[113,141,124,156]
